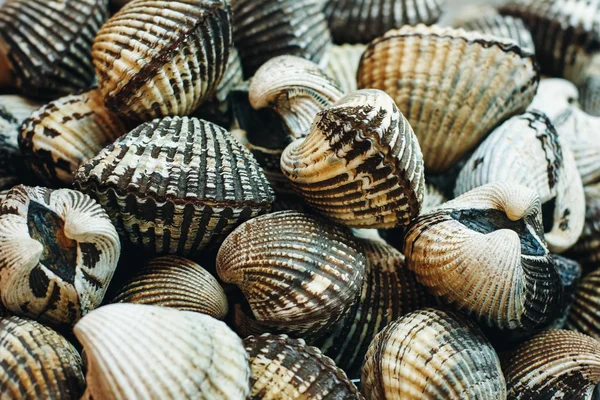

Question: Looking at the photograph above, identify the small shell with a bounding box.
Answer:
[0,316,85,399]
[579,74,600,117]
[357,24,540,173]
[93,0,232,121]
[457,14,535,53]
[361,308,506,400]
[567,267,600,340]
[503,329,600,399]
[73,116,274,257]
[566,183,600,272]
[324,44,366,94]
[281,89,425,228]
[74,303,251,400]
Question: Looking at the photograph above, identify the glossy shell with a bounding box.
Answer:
[567,183,600,272]
[324,44,366,94]
[457,13,535,53]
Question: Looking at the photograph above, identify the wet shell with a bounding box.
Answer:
[74,303,251,399]
[281,89,425,228]
[361,308,506,400]
[503,329,600,399]
[73,116,274,257]
[0,0,109,98]
[579,74,600,117]
[93,0,232,121]
[18,89,130,186]
[567,183,600,271]
[403,182,562,331]
[567,267,600,340]
[324,44,366,94]
[357,24,540,173]
[216,210,366,339]
[0,316,85,399]
[457,13,535,53]
[244,333,362,399]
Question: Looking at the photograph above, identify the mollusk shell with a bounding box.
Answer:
[357,24,540,173]
[567,267,600,340]
[579,74,600,117]
[457,13,535,53]
[324,44,366,94]
[422,183,447,214]
[566,183,600,272]
[548,254,583,329]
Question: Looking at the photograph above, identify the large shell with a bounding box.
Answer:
[281,89,425,228]
[457,13,535,53]
[244,333,361,399]
[503,329,600,399]
[0,316,85,399]
[324,44,366,94]
[361,308,506,400]
[579,74,600,117]
[73,116,274,257]
[18,89,130,186]
[357,24,540,173]
[74,303,251,399]
[93,0,232,121]
[566,183,600,271]
[567,267,600,340]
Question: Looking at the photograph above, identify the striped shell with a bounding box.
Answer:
[503,329,600,399]
[281,89,425,228]
[74,303,251,399]
[18,89,129,186]
[403,182,562,331]
[0,316,85,399]
[357,24,540,173]
[324,44,366,94]
[361,308,506,400]
[73,116,274,257]
[244,334,361,399]
[567,267,600,340]
[93,0,232,121]
[112,255,228,319]
[216,211,366,339]
[567,183,600,272]
[579,74,600,117]
[457,13,535,53]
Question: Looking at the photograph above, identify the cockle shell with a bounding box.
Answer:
[93,0,232,121]
[422,183,447,214]
[357,24,540,173]
[567,183,600,272]
[457,13,535,53]
[73,116,274,256]
[567,267,600,340]
[324,44,366,94]
[548,254,583,329]
[74,303,251,400]
[579,74,600,116]
[361,308,506,400]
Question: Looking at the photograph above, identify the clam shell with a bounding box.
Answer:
[422,183,447,214]
[361,308,506,400]
[548,254,583,329]
[457,14,535,53]
[567,267,600,340]
[324,44,366,94]
[73,116,274,257]
[93,0,232,121]
[579,74,600,117]
[281,89,425,228]
[0,315,85,399]
[74,303,251,400]
[566,183,600,272]
[357,24,540,173]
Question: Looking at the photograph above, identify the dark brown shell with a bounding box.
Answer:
[566,183,600,272]
[567,267,600,340]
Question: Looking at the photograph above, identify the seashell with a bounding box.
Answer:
[0,185,121,325]
[566,183,600,272]
[73,116,274,257]
[74,303,251,399]
[18,89,130,186]
[548,254,582,329]
[567,267,600,340]
[93,0,232,121]
[216,210,366,339]
[231,0,331,78]
[422,183,447,214]
[361,308,506,400]
[357,24,540,173]
[503,329,600,399]
[445,4,503,28]
[457,13,535,53]
[323,0,446,44]
[0,189,8,203]
[324,44,366,94]
[403,182,562,331]
[244,333,362,399]
[281,89,425,228]
[0,315,85,399]
[579,74,600,117]
[455,111,585,253]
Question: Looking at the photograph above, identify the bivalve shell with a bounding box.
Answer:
[457,13,535,53]
[548,254,583,329]
[324,44,366,94]
[567,183,600,272]
[579,74,600,117]
[567,267,600,340]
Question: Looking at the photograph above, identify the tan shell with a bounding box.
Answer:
[281,89,425,228]
[457,13,535,53]
[324,44,366,94]
[566,183,600,272]
[357,24,540,173]
[567,267,600,340]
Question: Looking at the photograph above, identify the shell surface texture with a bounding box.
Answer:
[457,13,536,53]
[567,183,600,272]
[579,73,600,117]
[567,266,600,341]
[324,44,367,94]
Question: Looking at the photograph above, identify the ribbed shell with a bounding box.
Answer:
[458,14,535,53]
[216,211,366,339]
[281,89,425,228]
[361,308,506,400]
[549,254,582,329]
[403,182,562,331]
[422,183,447,214]
[579,74,600,116]
[73,116,274,257]
[74,303,251,400]
[567,183,600,272]
[567,267,600,340]
[0,316,84,399]
[357,24,540,173]
[18,89,129,186]
[244,334,362,400]
[503,329,600,399]
[0,0,109,98]
[93,0,232,121]
[324,44,366,94]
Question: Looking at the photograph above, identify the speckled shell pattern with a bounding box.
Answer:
[74,303,251,400]
[503,329,600,399]
[457,13,535,53]
[361,308,506,400]
[93,0,233,121]
[73,116,274,257]
[579,74,600,117]
[112,255,228,319]
[0,316,85,399]
[0,0,109,98]
[567,184,600,271]
[281,89,425,229]
[324,44,366,94]
[244,334,362,400]
[567,267,600,340]
[18,89,129,186]
[357,24,540,173]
